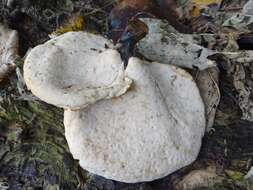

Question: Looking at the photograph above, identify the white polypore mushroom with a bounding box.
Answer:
[24,32,132,109]
[23,31,206,183]
[64,58,206,183]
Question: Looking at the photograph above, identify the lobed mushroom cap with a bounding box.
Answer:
[64,58,206,183]
[24,32,132,109]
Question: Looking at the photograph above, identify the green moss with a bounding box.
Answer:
[225,170,245,181]
[52,15,85,36]
[0,71,80,189]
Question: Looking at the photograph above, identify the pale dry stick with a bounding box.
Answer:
[83,0,115,17]
[207,69,221,116]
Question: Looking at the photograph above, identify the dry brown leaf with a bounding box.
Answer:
[174,167,222,190]
[189,0,222,17]
[108,0,192,43]
[196,67,220,131]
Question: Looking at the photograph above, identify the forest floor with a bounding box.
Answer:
[0,0,253,190]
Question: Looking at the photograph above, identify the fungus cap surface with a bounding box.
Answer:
[64,58,206,183]
[24,32,132,109]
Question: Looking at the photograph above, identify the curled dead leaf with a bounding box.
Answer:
[195,67,220,131]
[174,167,222,190]
[108,0,192,43]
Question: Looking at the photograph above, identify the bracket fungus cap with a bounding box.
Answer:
[24,32,132,109]
[64,57,206,183]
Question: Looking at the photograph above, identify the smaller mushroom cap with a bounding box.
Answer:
[24,32,132,109]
